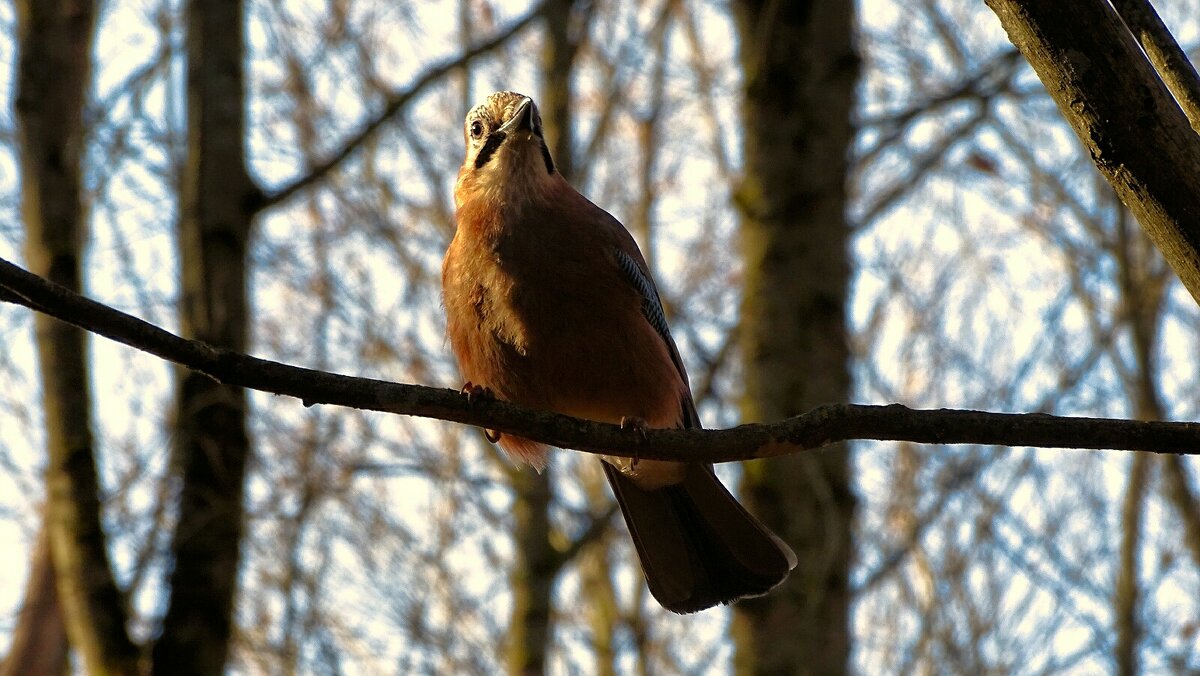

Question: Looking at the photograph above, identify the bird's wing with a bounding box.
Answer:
[612,245,703,430]
[614,248,672,340]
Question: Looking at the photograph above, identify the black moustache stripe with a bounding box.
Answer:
[474,131,507,169]
[540,140,555,174]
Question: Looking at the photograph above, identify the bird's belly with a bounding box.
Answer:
[525,320,688,487]
[450,266,688,487]
[461,282,681,415]
[525,306,682,421]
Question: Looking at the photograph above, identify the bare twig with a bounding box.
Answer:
[1,255,1198,461]
[251,2,545,213]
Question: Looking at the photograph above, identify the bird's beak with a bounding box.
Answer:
[497,97,534,135]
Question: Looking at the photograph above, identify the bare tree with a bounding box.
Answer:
[150,0,256,672]
[730,1,858,673]
[10,1,138,673]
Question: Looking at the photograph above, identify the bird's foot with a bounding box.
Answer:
[460,381,495,403]
[620,416,649,467]
[620,415,649,438]
[460,381,501,443]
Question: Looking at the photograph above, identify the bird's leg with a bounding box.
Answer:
[460,381,502,443]
[620,416,649,467]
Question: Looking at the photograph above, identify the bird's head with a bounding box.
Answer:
[455,91,558,210]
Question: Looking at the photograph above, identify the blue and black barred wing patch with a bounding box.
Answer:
[615,248,672,341]
[614,247,702,429]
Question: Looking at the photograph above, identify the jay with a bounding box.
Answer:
[442,91,796,613]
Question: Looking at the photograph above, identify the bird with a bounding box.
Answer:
[442,91,796,613]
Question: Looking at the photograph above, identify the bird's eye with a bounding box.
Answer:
[469,120,484,139]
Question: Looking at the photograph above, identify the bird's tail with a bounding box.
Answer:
[602,461,797,613]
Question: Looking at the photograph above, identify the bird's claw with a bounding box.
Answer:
[461,382,502,444]
[620,416,649,438]
[620,416,648,467]
[460,381,495,403]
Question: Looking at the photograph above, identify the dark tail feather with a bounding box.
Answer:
[602,462,797,614]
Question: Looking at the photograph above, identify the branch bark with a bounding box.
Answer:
[985,0,1200,305]
[1110,0,1200,134]
[2,255,1198,462]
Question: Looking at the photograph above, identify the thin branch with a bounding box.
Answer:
[1110,0,1200,134]
[854,48,1020,167]
[855,105,991,227]
[1,255,1198,461]
[250,2,546,213]
[986,0,1200,305]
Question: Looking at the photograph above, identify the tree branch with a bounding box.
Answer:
[985,0,1200,306]
[249,2,545,213]
[1,255,1198,461]
[1110,0,1200,134]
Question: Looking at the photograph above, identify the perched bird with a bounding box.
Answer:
[442,91,796,613]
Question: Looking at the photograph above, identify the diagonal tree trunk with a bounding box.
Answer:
[730,1,858,674]
[14,1,139,673]
[150,0,256,672]
[986,0,1200,305]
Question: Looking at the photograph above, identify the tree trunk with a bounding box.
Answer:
[1114,453,1149,676]
[14,1,139,673]
[2,523,69,676]
[1112,198,1165,676]
[507,468,556,676]
[150,0,255,672]
[730,1,858,674]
